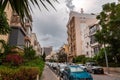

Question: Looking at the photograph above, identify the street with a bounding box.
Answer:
[92,74,120,80]
[41,65,120,80]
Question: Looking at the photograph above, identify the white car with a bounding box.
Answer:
[78,64,87,71]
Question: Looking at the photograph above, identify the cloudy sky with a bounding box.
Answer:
[31,0,117,51]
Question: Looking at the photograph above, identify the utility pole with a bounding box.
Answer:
[103,43,109,73]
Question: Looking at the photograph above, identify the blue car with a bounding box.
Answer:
[62,65,93,80]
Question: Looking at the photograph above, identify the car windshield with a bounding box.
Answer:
[70,67,84,72]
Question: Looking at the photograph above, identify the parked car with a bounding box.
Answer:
[62,65,93,80]
[58,63,67,80]
[86,62,104,74]
[78,64,87,71]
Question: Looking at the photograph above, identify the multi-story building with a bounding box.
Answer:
[0,2,42,55]
[31,33,42,56]
[67,10,97,61]
[8,13,32,49]
[59,44,69,54]
[0,2,32,49]
[58,44,69,61]
[42,46,53,56]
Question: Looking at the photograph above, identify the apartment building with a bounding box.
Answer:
[59,44,69,62]
[89,23,101,57]
[67,10,97,61]
[0,3,42,56]
[8,13,32,49]
[0,2,32,49]
[31,33,42,56]
[42,46,53,56]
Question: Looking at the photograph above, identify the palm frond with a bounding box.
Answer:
[0,0,59,23]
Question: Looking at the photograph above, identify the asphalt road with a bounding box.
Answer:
[92,74,120,80]
[41,65,120,80]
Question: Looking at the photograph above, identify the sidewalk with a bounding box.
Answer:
[105,71,120,78]
[104,67,120,78]
[40,65,59,80]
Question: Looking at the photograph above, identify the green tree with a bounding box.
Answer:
[57,53,67,62]
[95,2,120,63]
[42,52,46,61]
[73,55,85,63]
[0,10,10,35]
[24,46,36,60]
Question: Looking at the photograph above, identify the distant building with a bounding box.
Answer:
[31,33,42,56]
[67,10,97,62]
[58,44,69,62]
[42,46,53,56]
[46,51,57,61]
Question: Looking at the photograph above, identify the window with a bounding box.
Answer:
[86,52,89,55]
[90,35,96,44]
[93,46,100,54]
[87,42,89,45]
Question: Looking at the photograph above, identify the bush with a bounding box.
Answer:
[0,66,39,80]
[24,57,45,75]
[0,67,16,80]
[24,46,36,60]
[15,67,39,80]
[5,54,23,66]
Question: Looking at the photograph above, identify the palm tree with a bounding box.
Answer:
[0,0,58,21]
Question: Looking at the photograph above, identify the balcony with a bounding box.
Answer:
[90,42,100,48]
[68,53,74,57]
[89,25,100,36]
[25,21,32,27]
